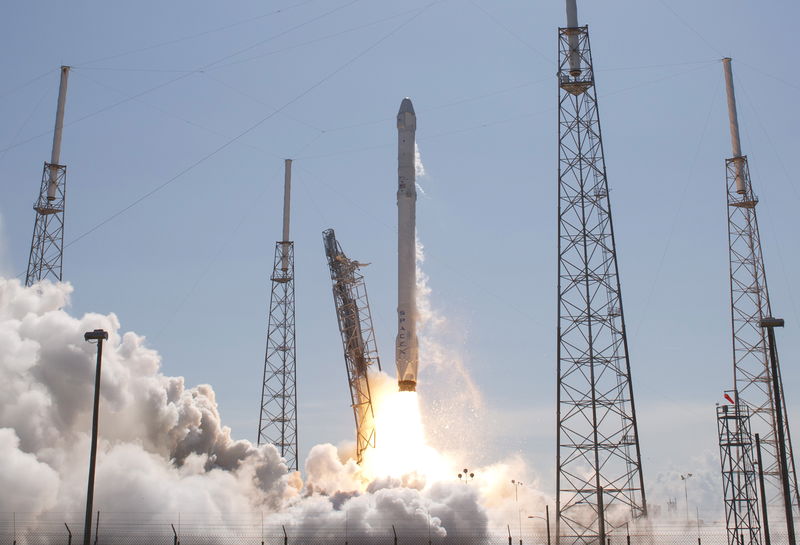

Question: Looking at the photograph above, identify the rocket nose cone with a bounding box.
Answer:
[398,97,415,115]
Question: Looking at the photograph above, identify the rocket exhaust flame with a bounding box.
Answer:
[396,97,418,392]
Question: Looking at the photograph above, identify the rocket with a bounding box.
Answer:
[396,98,418,392]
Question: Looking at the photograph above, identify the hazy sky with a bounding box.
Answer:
[1,0,799,519]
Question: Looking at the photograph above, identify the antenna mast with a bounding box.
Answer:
[258,159,298,471]
[26,66,70,286]
[721,57,800,522]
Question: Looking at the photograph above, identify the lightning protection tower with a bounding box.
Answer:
[258,159,298,471]
[26,66,70,286]
[717,396,762,545]
[721,58,799,520]
[323,228,381,464]
[555,2,647,544]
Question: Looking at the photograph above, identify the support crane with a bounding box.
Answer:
[323,228,381,464]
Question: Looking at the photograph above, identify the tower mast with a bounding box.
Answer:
[555,2,647,544]
[26,66,70,286]
[721,57,800,520]
[258,159,298,471]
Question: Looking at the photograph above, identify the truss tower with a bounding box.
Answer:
[323,229,381,463]
[555,4,647,545]
[721,58,800,520]
[26,66,70,286]
[258,160,298,471]
[717,399,762,545]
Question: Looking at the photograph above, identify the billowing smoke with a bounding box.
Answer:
[0,277,547,542]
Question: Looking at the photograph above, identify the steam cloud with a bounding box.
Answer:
[0,277,547,542]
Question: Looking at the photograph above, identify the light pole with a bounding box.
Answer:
[512,480,523,545]
[83,329,108,545]
[528,506,551,545]
[759,317,796,545]
[458,468,475,484]
[680,474,693,522]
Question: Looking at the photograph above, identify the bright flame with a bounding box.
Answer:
[361,374,452,484]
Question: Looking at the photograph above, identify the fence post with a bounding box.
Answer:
[392,524,397,545]
[65,523,72,545]
[171,523,179,545]
[507,525,512,545]
[282,524,288,545]
[93,511,99,545]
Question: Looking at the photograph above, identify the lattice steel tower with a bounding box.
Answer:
[717,397,762,545]
[26,66,70,286]
[555,2,647,544]
[721,58,800,520]
[323,228,381,464]
[258,159,298,471]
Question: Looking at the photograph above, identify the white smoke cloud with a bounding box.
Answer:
[415,236,486,461]
[415,143,426,179]
[0,277,548,542]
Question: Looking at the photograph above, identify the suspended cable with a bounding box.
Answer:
[73,0,318,67]
[62,0,441,250]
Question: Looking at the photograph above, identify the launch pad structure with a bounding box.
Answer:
[323,229,381,464]
[26,66,70,287]
[258,159,299,471]
[720,58,800,523]
[555,2,647,544]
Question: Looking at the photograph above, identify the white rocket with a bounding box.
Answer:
[396,97,418,392]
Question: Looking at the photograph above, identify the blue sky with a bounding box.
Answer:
[1,0,799,517]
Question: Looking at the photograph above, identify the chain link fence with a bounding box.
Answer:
[0,516,795,545]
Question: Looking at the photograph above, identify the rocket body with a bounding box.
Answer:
[396,98,418,392]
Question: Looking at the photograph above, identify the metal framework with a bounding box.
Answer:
[26,66,70,287]
[323,229,381,463]
[717,400,762,545]
[258,240,298,470]
[556,25,647,545]
[725,146,800,521]
[26,163,66,286]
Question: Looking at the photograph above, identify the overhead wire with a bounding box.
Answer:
[0,86,51,165]
[209,6,421,72]
[71,70,280,158]
[733,76,800,328]
[148,161,285,342]
[0,68,57,101]
[0,0,363,156]
[631,68,721,339]
[467,0,553,67]
[62,0,443,251]
[652,0,726,58]
[296,63,713,161]
[72,0,319,67]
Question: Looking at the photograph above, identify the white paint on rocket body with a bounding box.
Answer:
[396,98,418,392]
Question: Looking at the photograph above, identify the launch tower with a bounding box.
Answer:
[555,2,647,544]
[26,66,70,286]
[323,228,381,463]
[258,159,298,471]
